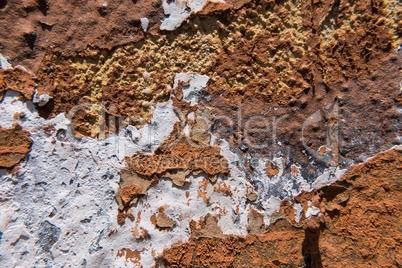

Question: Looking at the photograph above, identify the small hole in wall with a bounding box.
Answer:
[56,129,66,141]
[24,32,37,50]
[0,0,7,9]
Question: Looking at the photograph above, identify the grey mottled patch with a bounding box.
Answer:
[35,221,61,253]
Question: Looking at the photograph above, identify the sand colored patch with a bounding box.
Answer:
[156,212,176,229]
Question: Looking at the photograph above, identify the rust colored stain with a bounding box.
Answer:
[150,214,157,229]
[115,184,142,224]
[116,207,135,225]
[161,149,402,267]
[162,217,304,267]
[36,47,172,137]
[21,0,400,147]
[0,0,165,71]
[189,214,224,239]
[297,149,402,267]
[42,124,56,135]
[198,1,232,16]
[115,119,229,221]
[206,51,402,183]
[264,160,279,178]
[0,68,37,100]
[204,1,398,105]
[116,248,144,265]
[213,181,232,196]
[0,124,32,169]
[119,184,142,204]
[197,190,210,205]
[291,165,299,176]
[131,226,150,241]
[246,187,258,202]
[126,122,229,177]
[0,0,401,266]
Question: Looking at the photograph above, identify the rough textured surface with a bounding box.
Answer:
[0,0,165,71]
[0,124,32,169]
[0,0,401,267]
[161,148,402,267]
[0,67,37,100]
[162,220,305,267]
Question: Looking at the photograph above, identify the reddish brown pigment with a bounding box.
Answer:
[155,212,176,229]
[0,0,165,71]
[161,149,402,267]
[0,0,401,266]
[126,122,228,178]
[119,184,142,204]
[35,47,172,136]
[161,216,305,267]
[117,248,144,266]
[0,124,32,169]
[12,0,398,148]
[294,148,402,267]
[0,67,36,100]
[206,51,402,183]
[265,160,279,178]
[198,1,232,16]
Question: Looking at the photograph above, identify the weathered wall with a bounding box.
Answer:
[0,0,401,267]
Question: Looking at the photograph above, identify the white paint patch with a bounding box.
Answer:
[174,73,209,105]
[294,203,303,223]
[140,17,149,32]
[0,53,11,69]
[124,172,250,266]
[122,99,179,156]
[187,112,195,120]
[183,123,190,136]
[160,0,225,31]
[0,89,180,267]
[1,61,400,267]
[0,78,249,267]
[305,206,321,219]
[312,167,347,189]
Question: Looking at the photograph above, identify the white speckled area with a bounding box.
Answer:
[1,40,401,265]
[160,0,226,31]
[0,74,250,267]
[1,0,401,265]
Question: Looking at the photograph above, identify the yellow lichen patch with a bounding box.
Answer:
[200,0,314,105]
[211,1,308,95]
[37,28,230,137]
[37,0,311,133]
[380,0,402,44]
[319,0,402,48]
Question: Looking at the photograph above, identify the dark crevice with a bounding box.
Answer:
[37,0,48,16]
[370,0,379,14]
[302,226,324,268]
[36,98,54,119]
[0,0,6,9]
[24,32,37,50]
